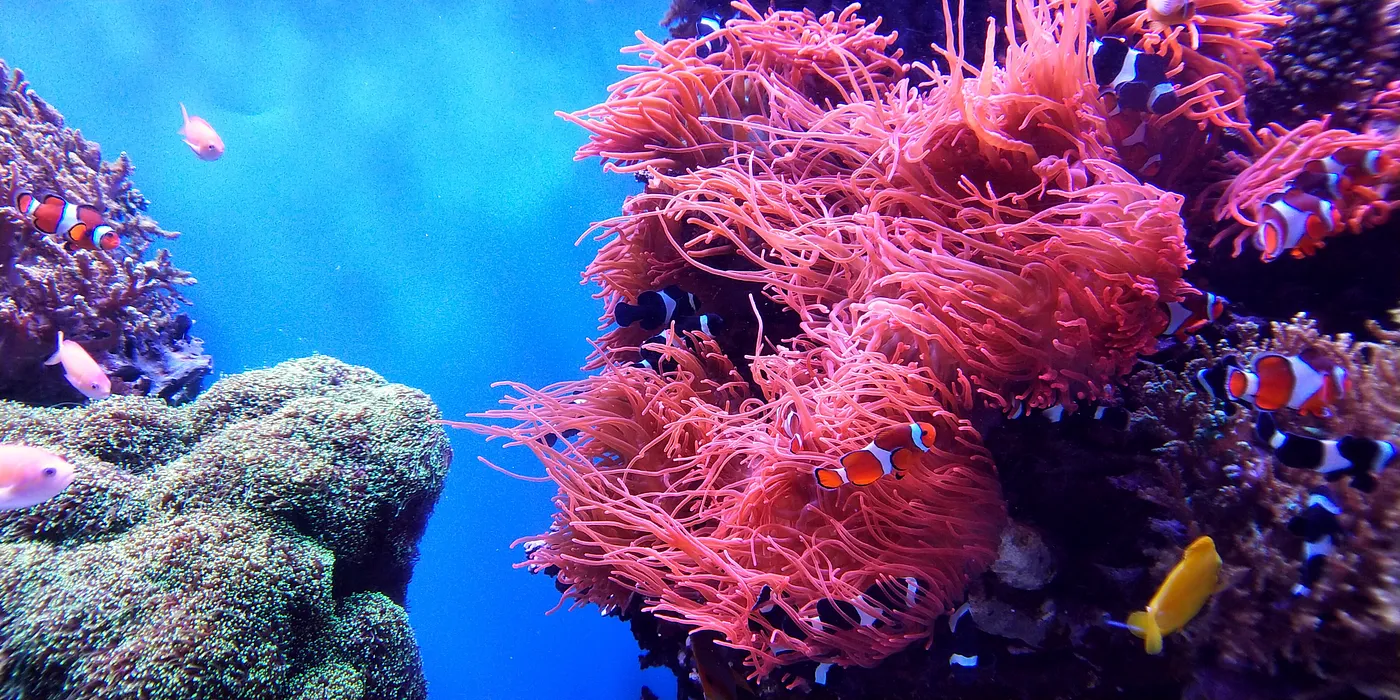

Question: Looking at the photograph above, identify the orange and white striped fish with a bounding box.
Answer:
[14,191,120,252]
[1196,348,1348,417]
[1293,147,1390,201]
[1253,188,1341,262]
[1306,147,1388,187]
[815,422,935,489]
[1158,289,1227,342]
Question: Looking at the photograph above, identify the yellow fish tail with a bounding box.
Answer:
[1127,610,1163,655]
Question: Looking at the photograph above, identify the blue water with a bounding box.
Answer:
[0,2,677,698]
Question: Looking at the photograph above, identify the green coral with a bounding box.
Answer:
[0,356,450,700]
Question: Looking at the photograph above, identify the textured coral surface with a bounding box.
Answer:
[0,356,450,700]
[0,60,210,406]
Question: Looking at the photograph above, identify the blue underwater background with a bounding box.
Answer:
[0,1,677,698]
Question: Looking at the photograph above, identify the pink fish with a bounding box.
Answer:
[179,103,224,161]
[0,445,75,510]
[44,332,111,400]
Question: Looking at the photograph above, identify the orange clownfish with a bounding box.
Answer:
[1109,536,1222,654]
[1293,147,1391,202]
[815,422,935,489]
[1253,187,1342,262]
[1196,348,1348,417]
[14,191,120,252]
[1307,147,1389,187]
[1158,289,1227,341]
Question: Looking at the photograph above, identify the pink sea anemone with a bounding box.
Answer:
[1211,120,1400,258]
[451,0,1199,677]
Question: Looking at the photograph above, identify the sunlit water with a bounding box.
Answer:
[0,1,679,697]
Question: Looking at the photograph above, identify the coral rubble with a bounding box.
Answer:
[0,356,450,700]
[0,60,211,406]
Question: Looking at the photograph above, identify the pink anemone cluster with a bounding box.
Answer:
[453,0,1203,678]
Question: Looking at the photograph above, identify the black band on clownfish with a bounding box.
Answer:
[748,585,808,647]
[855,576,926,629]
[1089,36,1180,115]
[674,312,725,336]
[614,285,699,331]
[1255,412,1395,492]
[694,13,729,58]
[541,429,581,448]
[631,313,727,373]
[947,602,981,679]
[1286,485,1343,596]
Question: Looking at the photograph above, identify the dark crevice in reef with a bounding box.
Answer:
[331,491,440,607]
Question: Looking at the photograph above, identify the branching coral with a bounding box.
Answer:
[1174,317,1400,695]
[0,61,210,406]
[0,356,450,699]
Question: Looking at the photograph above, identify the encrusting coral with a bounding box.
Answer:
[0,356,450,700]
[1248,0,1400,130]
[0,60,210,406]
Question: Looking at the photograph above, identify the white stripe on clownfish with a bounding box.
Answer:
[1122,120,1149,148]
[1254,189,1338,260]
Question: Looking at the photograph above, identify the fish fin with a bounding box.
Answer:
[813,467,844,490]
[614,301,640,328]
[179,102,189,133]
[1126,611,1163,654]
[1350,469,1378,493]
[44,331,64,365]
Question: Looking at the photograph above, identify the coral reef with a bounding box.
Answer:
[1248,0,1400,130]
[453,0,1400,697]
[461,0,1206,682]
[0,60,210,407]
[0,356,450,700]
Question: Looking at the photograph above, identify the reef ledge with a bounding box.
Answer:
[0,355,450,700]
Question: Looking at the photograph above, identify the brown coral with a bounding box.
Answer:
[0,60,210,406]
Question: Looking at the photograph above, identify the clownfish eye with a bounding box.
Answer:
[42,467,57,477]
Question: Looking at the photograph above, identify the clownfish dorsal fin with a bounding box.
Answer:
[45,331,65,366]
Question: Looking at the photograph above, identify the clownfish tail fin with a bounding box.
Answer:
[614,301,641,328]
[1127,611,1163,655]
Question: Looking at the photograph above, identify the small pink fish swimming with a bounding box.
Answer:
[179,103,224,161]
[45,332,111,400]
[0,444,75,510]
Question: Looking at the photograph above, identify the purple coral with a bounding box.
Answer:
[0,60,210,406]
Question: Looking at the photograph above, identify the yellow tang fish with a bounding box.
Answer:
[1124,535,1222,654]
